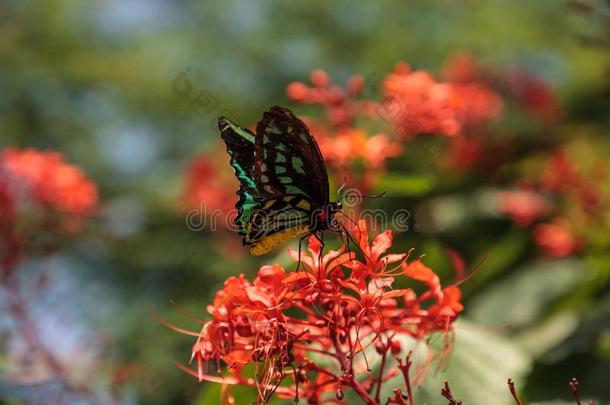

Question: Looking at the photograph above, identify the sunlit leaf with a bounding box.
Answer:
[469,259,584,330]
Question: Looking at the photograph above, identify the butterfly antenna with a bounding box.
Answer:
[361,191,386,199]
[336,179,347,203]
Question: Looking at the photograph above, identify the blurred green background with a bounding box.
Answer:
[1,0,610,404]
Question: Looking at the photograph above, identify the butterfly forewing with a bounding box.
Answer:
[254,106,329,207]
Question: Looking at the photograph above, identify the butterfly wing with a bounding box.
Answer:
[217,116,260,238]
[245,195,313,255]
[254,106,329,207]
[219,107,330,255]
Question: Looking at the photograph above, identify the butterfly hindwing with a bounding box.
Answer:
[245,195,313,255]
[254,106,329,206]
[217,117,259,237]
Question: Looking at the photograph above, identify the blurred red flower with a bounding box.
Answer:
[183,153,237,215]
[0,147,98,269]
[442,52,482,84]
[533,221,581,258]
[287,69,365,130]
[504,68,561,125]
[1,148,97,217]
[315,127,402,173]
[179,221,462,404]
[540,148,580,194]
[287,71,402,194]
[498,190,552,228]
[444,134,485,170]
[382,62,502,138]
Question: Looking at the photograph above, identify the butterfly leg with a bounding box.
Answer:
[311,231,325,276]
[294,234,307,274]
[338,213,375,264]
[341,226,353,259]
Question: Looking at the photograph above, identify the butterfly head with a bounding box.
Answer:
[310,202,343,232]
[329,202,344,232]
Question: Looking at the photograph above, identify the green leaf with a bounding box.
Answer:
[369,319,532,404]
[420,319,532,404]
[469,259,584,330]
[462,230,530,294]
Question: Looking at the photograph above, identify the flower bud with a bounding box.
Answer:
[286,82,309,101]
[375,341,385,354]
[335,389,344,400]
[311,69,330,87]
[390,339,402,355]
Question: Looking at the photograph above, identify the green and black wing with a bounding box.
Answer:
[254,106,329,206]
[217,116,259,237]
[218,107,329,255]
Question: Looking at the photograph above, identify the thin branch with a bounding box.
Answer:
[570,378,583,405]
[508,379,523,405]
[441,380,462,405]
[374,339,390,403]
[569,378,595,405]
[396,351,415,405]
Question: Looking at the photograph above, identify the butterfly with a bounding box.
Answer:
[218,106,343,255]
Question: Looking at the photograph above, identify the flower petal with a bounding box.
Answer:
[371,230,394,260]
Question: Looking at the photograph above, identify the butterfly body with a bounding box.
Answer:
[218,106,341,255]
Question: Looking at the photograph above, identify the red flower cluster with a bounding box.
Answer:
[183,153,238,216]
[1,148,97,216]
[284,58,506,193]
[286,69,366,130]
[382,61,502,138]
[504,68,561,125]
[498,190,553,228]
[287,70,402,194]
[442,52,561,126]
[440,53,562,173]
[533,220,582,258]
[499,148,608,257]
[539,148,602,215]
[0,147,98,277]
[181,221,462,404]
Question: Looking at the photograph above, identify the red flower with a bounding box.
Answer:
[287,235,354,281]
[344,219,407,288]
[0,147,98,276]
[179,225,462,404]
[286,69,365,130]
[498,190,552,228]
[1,148,97,216]
[382,62,502,138]
[445,134,484,170]
[539,149,580,194]
[287,70,403,194]
[504,68,561,125]
[533,221,581,258]
[315,128,402,173]
[183,152,237,215]
[442,52,481,84]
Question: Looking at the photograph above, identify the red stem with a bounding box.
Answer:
[569,378,585,405]
[374,339,390,402]
[508,379,523,405]
[397,352,415,405]
[331,325,379,404]
[441,380,462,405]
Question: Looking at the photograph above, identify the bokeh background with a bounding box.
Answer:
[1,0,610,404]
